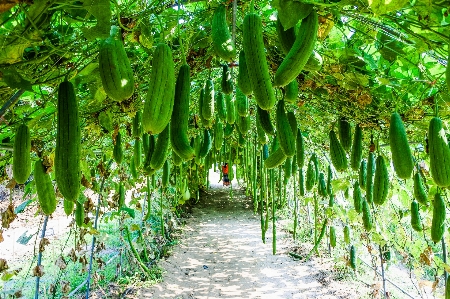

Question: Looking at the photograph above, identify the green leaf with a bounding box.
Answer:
[367,0,409,15]
[272,0,312,29]
[1,271,17,281]
[120,206,135,218]
[98,110,113,132]
[81,0,111,40]
[0,68,33,91]
[130,224,140,231]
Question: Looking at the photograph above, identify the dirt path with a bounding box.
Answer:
[138,179,368,299]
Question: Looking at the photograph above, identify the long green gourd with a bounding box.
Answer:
[276,100,295,157]
[225,94,235,125]
[264,147,287,169]
[55,81,81,202]
[353,180,362,213]
[373,155,389,206]
[214,120,224,151]
[113,131,123,164]
[351,124,362,171]
[143,43,175,134]
[274,11,318,87]
[413,167,428,205]
[359,159,367,190]
[389,112,413,179]
[216,91,227,121]
[237,51,253,95]
[221,64,233,94]
[13,124,31,184]
[431,192,445,243]
[149,123,170,171]
[98,32,134,101]
[410,200,422,232]
[366,152,375,204]
[242,13,276,110]
[362,199,372,232]
[132,111,143,138]
[211,4,236,62]
[34,160,57,215]
[236,88,249,117]
[296,128,305,168]
[329,130,348,171]
[338,117,352,152]
[171,64,195,161]
[428,117,450,187]
[257,106,274,135]
[203,79,215,120]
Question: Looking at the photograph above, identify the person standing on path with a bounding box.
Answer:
[222,163,230,186]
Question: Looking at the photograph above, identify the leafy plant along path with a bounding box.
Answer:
[138,182,366,299]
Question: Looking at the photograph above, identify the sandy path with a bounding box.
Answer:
[138,180,367,299]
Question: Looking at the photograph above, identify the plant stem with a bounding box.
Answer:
[379,245,387,299]
[34,215,49,299]
[305,218,328,261]
[85,159,112,299]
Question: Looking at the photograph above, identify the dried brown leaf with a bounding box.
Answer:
[419,246,434,266]
[39,238,50,253]
[61,280,71,294]
[32,265,44,277]
[55,256,67,270]
[6,178,16,189]
[0,258,8,273]
[1,203,16,229]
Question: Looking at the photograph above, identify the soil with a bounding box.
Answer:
[137,176,368,299]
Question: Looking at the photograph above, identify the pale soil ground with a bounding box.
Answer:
[138,170,368,299]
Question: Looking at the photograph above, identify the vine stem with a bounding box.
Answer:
[0,89,25,118]
[379,245,387,299]
[442,237,448,287]
[34,215,49,299]
[85,159,113,299]
[160,186,165,238]
[232,0,236,45]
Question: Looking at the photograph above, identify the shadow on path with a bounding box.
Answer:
[138,182,365,299]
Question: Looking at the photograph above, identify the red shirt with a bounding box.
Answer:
[222,165,229,174]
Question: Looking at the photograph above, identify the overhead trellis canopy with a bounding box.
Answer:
[0,0,448,144]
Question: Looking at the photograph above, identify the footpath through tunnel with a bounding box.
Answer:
[137,170,366,299]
